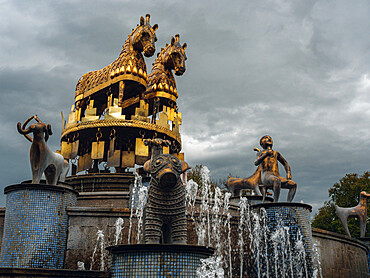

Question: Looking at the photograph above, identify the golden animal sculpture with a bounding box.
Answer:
[226,148,263,197]
[74,14,158,110]
[335,191,370,238]
[145,34,187,111]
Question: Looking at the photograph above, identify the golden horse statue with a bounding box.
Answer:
[145,34,187,114]
[74,14,158,113]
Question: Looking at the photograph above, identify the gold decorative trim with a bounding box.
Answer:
[144,91,177,102]
[61,119,181,144]
[121,96,140,109]
[75,94,83,101]
[76,74,147,101]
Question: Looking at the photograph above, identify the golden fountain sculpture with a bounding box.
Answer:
[60,15,187,174]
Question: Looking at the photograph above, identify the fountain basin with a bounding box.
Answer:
[314,229,369,278]
[0,267,109,277]
[107,244,213,277]
[251,202,313,277]
[0,182,77,269]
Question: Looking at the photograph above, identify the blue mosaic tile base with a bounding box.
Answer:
[110,248,210,277]
[0,185,77,269]
[252,203,314,277]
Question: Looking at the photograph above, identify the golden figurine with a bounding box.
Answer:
[254,135,297,202]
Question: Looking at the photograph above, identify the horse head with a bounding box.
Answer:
[162,34,187,76]
[131,14,158,57]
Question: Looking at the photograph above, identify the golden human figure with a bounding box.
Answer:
[254,135,297,202]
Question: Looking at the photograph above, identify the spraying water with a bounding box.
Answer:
[114,218,124,245]
[197,256,225,278]
[185,165,315,278]
[249,209,312,278]
[185,179,198,220]
[223,192,232,278]
[128,172,148,244]
[312,240,323,278]
[202,167,212,247]
[90,229,105,271]
[186,166,232,277]
[135,181,148,243]
[211,187,223,255]
[77,261,85,270]
[238,197,250,277]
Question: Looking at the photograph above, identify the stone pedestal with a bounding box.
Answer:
[66,173,135,193]
[251,202,313,277]
[0,182,77,269]
[107,244,213,277]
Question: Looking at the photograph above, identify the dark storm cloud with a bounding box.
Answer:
[1,0,370,213]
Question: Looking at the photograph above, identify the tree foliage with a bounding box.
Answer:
[187,164,204,188]
[312,172,370,237]
[187,164,227,193]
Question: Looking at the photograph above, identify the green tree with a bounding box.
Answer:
[187,164,227,194]
[312,172,370,237]
[187,164,204,188]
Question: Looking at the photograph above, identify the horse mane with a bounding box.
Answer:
[151,44,171,72]
[118,27,137,58]
[109,26,142,71]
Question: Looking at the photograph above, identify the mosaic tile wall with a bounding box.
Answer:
[0,185,77,269]
[252,204,314,277]
[109,249,210,277]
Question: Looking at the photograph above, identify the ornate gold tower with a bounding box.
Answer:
[60,15,187,176]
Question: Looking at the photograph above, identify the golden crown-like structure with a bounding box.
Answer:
[60,15,187,174]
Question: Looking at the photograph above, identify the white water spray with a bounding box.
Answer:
[114,217,124,245]
[128,172,147,244]
[223,192,232,278]
[312,240,323,278]
[135,181,148,243]
[90,229,105,271]
[197,256,224,278]
[185,165,316,278]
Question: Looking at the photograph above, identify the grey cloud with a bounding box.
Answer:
[1,0,370,215]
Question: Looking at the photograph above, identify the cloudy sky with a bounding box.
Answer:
[1,0,370,214]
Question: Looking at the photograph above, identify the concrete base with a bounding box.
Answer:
[0,267,108,277]
[107,244,214,277]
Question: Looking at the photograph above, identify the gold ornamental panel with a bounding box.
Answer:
[61,119,181,146]
[144,91,177,102]
[76,73,147,101]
